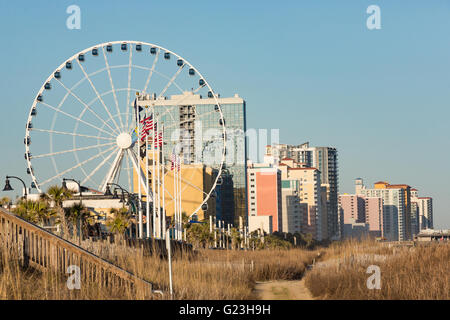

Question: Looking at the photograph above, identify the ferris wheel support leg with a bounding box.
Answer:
[100,150,124,192]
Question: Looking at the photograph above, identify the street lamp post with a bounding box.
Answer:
[3,175,28,199]
[105,183,129,204]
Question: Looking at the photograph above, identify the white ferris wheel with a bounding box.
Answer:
[24,41,226,219]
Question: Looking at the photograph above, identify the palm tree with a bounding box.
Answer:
[186,221,213,248]
[66,202,91,241]
[107,207,130,243]
[13,199,39,224]
[12,199,55,227]
[230,227,242,250]
[34,200,56,226]
[42,185,73,237]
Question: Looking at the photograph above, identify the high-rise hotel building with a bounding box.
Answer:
[247,163,282,232]
[356,180,410,241]
[410,188,433,231]
[278,159,325,240]
[266,142,338,239]
[338,192,383,239]
[136,92,247,226]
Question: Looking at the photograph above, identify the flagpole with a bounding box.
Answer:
[177,152,181,240]
[152,108,156,238]
[173,150,177,240]
[161,124,166,240]
[177,153,181,240]
[136,96,143,239]
[145,106,150,239]
[156,113,161,239]
[178,154,182,240]
[177,155,180,240]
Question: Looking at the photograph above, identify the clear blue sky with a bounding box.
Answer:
[0,0,449,228]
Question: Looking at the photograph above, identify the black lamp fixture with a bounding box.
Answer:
[104,185,112,196]
[3,178,13,191]
[105,183,129,199]
[105,183,133,209]
[3,175,27,198]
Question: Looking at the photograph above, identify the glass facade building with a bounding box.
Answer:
[138,92,247,226]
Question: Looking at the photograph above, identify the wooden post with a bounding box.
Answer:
[18,228,24,266]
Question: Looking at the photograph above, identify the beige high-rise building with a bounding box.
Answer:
[279,159,325,240]
[281,179,307,234]
[267,142,338,239]
[357,181,406,241]
[410,188,433,231]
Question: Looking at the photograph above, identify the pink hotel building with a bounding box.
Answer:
[247,164,282,232]
[339,194,383,238]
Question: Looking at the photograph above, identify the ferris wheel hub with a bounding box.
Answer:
[116,132,132,149]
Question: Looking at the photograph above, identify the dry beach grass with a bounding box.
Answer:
[304,240,450,300]
[0,241,317,300]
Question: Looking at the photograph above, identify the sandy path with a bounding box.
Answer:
[253,279,314,300]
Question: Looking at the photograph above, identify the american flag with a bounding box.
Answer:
[140,115,156,142]
[140,129,148,142]
[171,147,180,171]
[140,115,154,133]
[154,132,163,147]
[171,151,176,171]
[141,131,163,147]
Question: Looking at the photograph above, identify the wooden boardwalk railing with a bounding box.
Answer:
[0,207,161,298]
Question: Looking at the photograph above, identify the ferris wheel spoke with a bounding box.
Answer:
[75,60,122,134]
[50,66,110,136]
[125,44,133,131]
[39,145,116,187]
[81,147,119,186]
[133,64,184,92]
[157,64,186,100]
[142,48,160,94]
[126,94,139,134]
[33,142,115,159]
[39,102,116,137]
[193,84,205,94]
[86,86,140,122]
[54,79,119,135]
[32,128,115,141]
[102,46,124,130]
